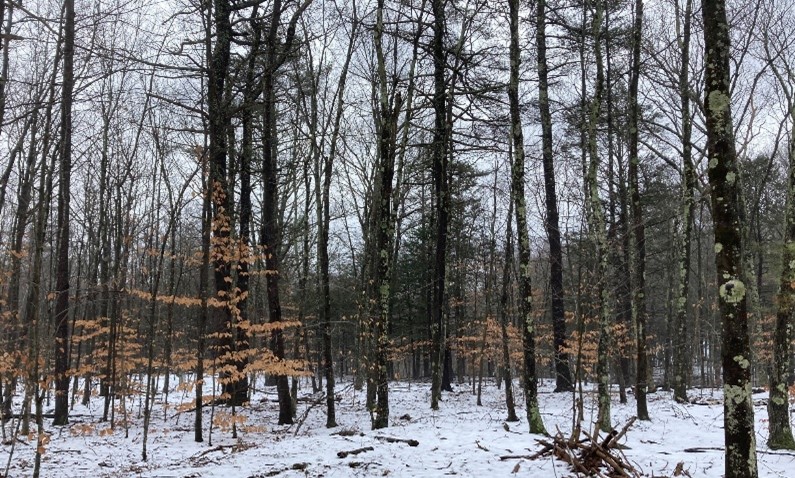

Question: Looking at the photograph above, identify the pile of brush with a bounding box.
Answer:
[502,417,641,477]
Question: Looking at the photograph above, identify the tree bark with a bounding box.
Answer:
[370,0,401,428]
[53,0,77,426]
[765,28,795,450]
[627,0,649,421]
[768,110,795,450]
[536,0,572,395]
[702,0,757,475]
[500,196,519,422]
[673,0,695,404]
[584,0,611,432]
[430,0,449,412]
[508,0,546,435]
[260,0,311,425]
[196,148,211,442]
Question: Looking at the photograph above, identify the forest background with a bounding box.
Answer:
[0,0,792,477]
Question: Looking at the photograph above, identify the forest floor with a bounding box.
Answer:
[1,377,793,477]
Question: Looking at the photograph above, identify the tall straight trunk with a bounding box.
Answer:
[627,0,649,421]
[162,227,179,399]
[0,1,9,140]
[767,111,795,450]
[29,143,54,478]
[673,0,695,404]
[315,3,358,428]
[195,149,211,442]
[318,154,337,428]
[604,6,628,405]
[371,0,400,429]
[260,0,311,425]
[53,0,77,426]
[20,120,55,435]
[766,41,795,450]
[585,0,611,432]
[536,0,572,393]
[430,0,449,411]
[617,121,633,393]
[262,74,291,423]
[5,110,38,417]
[234,6,263,410]
[508,0,546,435]
[99,107,112,403]
[702,0,757,476]
[500,196,519,422]
[206,0,247,406]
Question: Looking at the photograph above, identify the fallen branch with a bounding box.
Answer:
[196,445,225,458]
[500,454,533,460]
[607,416,636,448]
[685,447,795,457]
[293,393,326,436]
[758,449,795,457]
[337,446,374,458]
[3,414,92,420]
[683,447,723,453]
[264,463,309,477]
[375,436,419,447]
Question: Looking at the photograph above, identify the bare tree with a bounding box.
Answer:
[53,0,77,426]
[703,0,757,475]
[508,0,546,435]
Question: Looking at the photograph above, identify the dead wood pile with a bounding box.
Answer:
[503,417,641,477]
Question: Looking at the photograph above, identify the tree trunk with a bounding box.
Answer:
[673,0,695,404]
[584,0,611,432]
[500,197,519,422]
[196,149,211,442]
[536,0,572,393]
[702,0,757,475]
[627,0,649,421]
[315,4,359,428]
[508,0,546,435]
[430,0,449,412]
[53,0,77,427]
[766,44,795,449]
[768,116,795,450]
[260,0,301,425]
[370,0,401,428]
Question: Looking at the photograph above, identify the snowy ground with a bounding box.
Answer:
[1,378,793,477]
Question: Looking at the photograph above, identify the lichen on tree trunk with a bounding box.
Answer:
[673,0,695,404]
[702,0,758,475]
[767,98,795,451]
[583,0,612,433]
[508,0,546,435]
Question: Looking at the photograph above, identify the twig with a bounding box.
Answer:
[337,446,374,458]
[293,393,327,436]
[683,446,724,453]
[374,436,419,446]
[500,454,534,460]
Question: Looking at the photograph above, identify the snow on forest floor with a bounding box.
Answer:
[1,378,794,477]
